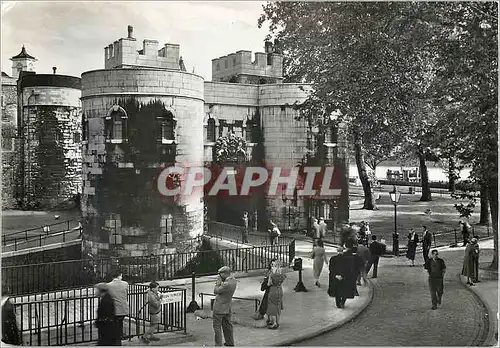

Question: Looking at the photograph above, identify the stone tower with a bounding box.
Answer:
[17,71,82,209]
[81,26,204,258]
[10,46,37,80]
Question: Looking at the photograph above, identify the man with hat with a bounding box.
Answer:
[213,266,237,346]
[95,282,120,346]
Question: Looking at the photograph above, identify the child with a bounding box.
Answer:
[142,282,162,343]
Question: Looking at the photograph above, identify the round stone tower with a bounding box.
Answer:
[81,27,204,258]
[17,70,82,209]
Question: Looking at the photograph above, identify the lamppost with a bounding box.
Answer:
[282,191,292,231]
[389,186,401,256]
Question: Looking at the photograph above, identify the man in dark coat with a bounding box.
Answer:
[424,250,446,310]
[95,283,120,346]
[2,297,21,345]
[366,235,386,278]
[472,236,480,283]
[460,221,471,247]
[422,226,433,265]
[328,248,357,308]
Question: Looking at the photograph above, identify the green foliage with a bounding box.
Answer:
[175,239,224,277]
[99,98,180,229]
[29,106,66,209]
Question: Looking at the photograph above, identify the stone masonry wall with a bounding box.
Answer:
[81,68,204,258]
[20,86,82,209]
[259,84,311,231]
[1,78,18,209]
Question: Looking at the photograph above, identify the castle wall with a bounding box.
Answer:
[81,68,204,258]
[259,84,310,230]
[1,76,19,209]
[18,78,82,209]
[212,51,283,84]
[104,38,180,71]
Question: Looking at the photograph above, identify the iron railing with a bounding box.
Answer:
[2,241,296,296]
[11,284,186,346]
[198,293,261,312]
[2,220,81,251]
[206,221,294,246]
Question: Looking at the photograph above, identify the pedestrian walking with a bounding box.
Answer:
[311,217,319,240]
[242,211,249,244]
[107,270,129,344]
[406,229,419,267]
[266,260,287,330]
[472,236,480,283]
[461,237,476,286]
[256,259,275,321]
[213,266,237,346]
[268,221,280,246]
[318,217,327,240]
[141,282,162,343]
[424,250,446,310]
[422,226,432,265]
[311,239,329,287]
[95,283,120,346]
[459,220,471,246]
[355,243,370,286]
[366,235,385,278]
[328,247,357,308]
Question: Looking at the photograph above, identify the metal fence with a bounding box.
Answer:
[206,220,295,246]
[2,241,296,296]
[2,220,81,251]
[10,284,186,346]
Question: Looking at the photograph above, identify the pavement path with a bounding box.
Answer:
[293,242,495,346]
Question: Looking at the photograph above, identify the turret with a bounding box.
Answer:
[10,45,37,79]
[211,43,283,84]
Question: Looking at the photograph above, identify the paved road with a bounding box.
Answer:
[293,249,491,346]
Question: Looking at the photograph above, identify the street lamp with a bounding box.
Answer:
[389,186,401,256]
[282,191,292,231]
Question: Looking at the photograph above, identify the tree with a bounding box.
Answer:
[259,2,435,209]
[419,2,498,267]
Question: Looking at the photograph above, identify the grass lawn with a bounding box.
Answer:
[1,209,81,236]
[349,186,491,247]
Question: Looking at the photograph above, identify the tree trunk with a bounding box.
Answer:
[479,182,489,225]
[354,132,374,210]
[448,157,457,192]
[417,147,432,201]
[487,178,497,270]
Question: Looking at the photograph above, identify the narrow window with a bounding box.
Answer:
[157,109,175,143]
[1,137,13,151]
[113,119,122,140]
[105,106,127,142]
[73,132,81,143]
[207,118,216,142]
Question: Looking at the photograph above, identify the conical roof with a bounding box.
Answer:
[11,45,35,60]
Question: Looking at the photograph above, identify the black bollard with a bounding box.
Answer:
[292,258,308,292]
[186,272,200,313]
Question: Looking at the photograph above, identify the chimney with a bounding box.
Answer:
[128,25,134,39]
[52,67,57,75]
[265,41,273,54]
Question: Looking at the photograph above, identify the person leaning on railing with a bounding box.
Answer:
[106,270,129,343]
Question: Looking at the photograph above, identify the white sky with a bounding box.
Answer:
[1,1,268,80]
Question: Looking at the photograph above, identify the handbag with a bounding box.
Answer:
[261,277,269,291]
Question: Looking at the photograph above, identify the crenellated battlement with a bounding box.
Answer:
[104,26,182,71]
[211,42,283,84]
